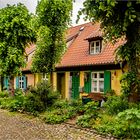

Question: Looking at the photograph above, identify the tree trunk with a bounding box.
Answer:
[9,76,14,96]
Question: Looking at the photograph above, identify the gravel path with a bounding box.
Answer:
[0,109,116,140]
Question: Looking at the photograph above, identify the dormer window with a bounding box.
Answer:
[90,40,101,54]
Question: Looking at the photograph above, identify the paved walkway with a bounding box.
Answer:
[0,109,115,140]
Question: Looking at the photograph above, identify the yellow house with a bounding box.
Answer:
[2,22,126,99]
[51,22,126,100]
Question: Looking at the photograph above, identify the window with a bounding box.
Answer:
[16,76,27,90]
[42,73,48,81]
[19,76,24,89]
[91,72,104,93]
[90,40,101,54]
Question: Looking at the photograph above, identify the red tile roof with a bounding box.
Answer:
[56,22,125,68]
[22,22,125,71]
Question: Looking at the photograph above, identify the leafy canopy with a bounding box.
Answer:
[32,0,73,73]
[0,3,35,76]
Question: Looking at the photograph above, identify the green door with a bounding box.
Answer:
[71,72,80,99]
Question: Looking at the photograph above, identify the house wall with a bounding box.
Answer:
[54,68,129,99]
[26,74,35,87]
[52,72,57,91]
[65,72,70,99]
[111,70,122,95]
[35,73,42,85]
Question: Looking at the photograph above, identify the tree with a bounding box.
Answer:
[78,0,140,100]
[0,3,35,94]
[32,0,73,73]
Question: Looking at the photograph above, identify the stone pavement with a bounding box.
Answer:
[0,109,116,140]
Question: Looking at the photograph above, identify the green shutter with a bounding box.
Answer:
[84,72,91,93]
[104,71,111,94]
[16,77,19,89]
[23,76,27,90]
[3,77,9,90]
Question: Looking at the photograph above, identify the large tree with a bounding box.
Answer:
[78,0,140,100]
[32,0,73,73]
[0,3,35,94]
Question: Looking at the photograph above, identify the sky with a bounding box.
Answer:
[0,0,86,26]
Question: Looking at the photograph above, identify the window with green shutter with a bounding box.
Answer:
[16,76,27,90]
[91,72,104,93]
[90,71,111,94]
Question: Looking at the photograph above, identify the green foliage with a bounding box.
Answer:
[120,72,140,96]
[103,95,129,115]
[42,107,76,124]
[76,101,99,128]
[23,93,45,115]
[32,0,73,73]
[77,114,94,128]
[42,99,83,124]
[0,97,13,109]
[115,109,140,139]
[95,109,140,139]
[0,81,59,115]
[78,0,139,39]
[0,3,35,76]
[29,81,59,108]
[0,91,9,98]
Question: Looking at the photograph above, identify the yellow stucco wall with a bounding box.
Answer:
[111,69,122,95]
[65,72,70,100]
[52,72,57,91]
[35,73,42,85]
[80,71,84,87]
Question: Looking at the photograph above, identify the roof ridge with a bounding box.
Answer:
[68,22,91,29]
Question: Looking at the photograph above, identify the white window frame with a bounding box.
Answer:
[42,73,48,81]
[91,72,104,93]
[19,76,24,89]
[90,40,101,54]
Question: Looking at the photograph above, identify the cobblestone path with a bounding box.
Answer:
[0,109,115,140]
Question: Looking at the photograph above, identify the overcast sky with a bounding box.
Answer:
[0,0,86,26]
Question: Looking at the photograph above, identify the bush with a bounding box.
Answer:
[52,100,69,109]
[0,97,13,109]
[42,106,77,124]
[0,91,9,98]
[103,95,129,115]
[76,101,99,128]
[94,108,140,139]
[115,108,140,139]
[77,114,95,128]
[28,81,59,108]
[23,93,45,115]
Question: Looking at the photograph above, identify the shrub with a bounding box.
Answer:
[28,81,59,108]
[42,106,77,124]
[103,95,129,115]
[94,109,140,139]
[115,108,140,139]
[0,97,13,109]
[0,91,9,98]
[52,100,69,109]
[23,93,45,115]
[77,114,95,128]
[76,101,99,128]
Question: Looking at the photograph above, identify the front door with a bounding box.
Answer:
[71,72,80,99]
